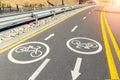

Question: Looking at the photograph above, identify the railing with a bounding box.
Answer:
[0,4,86,31]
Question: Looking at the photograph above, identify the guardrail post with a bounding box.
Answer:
[62,8,66,13]
[32,14,38,25]
[53,11,55,16]
[35,14,38,25]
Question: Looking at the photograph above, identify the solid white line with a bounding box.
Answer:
[83,16,86,20]
[71,25,78,32]
[44,33,55,41]
[28,59,50,80]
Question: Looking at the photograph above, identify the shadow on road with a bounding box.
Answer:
[94,10,120,14]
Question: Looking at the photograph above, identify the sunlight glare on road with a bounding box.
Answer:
[114,0,120,7]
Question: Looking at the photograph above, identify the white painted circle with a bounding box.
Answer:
[66,37,102,55]
[8,42,50,64]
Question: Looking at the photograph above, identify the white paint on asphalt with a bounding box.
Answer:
[88,12,91,14]
[83,16,86,20]
[66,37,102,55]
[8,42,50,64]
[44,33,55,41]
[92,8,95,12]
[15,45,43,58]
[71,57,82,80]
[28,58,50,80]
[71,25,78,32]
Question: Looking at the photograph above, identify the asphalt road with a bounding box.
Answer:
[0,5,120,80]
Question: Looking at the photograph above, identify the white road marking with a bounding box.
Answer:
[92,8,95,12]
[66,37,102,55]
[88,12,91,14]
[44,33,55,41]
[8,42,50,64]
[83,16,86,20]
[71,57,82,80]
[71,25,78,32]
[28,58,50,80]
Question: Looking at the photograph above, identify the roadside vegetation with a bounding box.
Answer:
[0,1,45,13]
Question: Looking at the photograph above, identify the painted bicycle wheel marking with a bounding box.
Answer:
[66,37,102,55]
[8,42,50,64]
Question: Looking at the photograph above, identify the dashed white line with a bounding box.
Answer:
[71,25,78,32]
[88,12,91,14]
[44,33,55,41]
[83,16,86,20]
[28,58,50,80]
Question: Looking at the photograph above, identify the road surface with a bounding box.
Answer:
[0,5,120,80]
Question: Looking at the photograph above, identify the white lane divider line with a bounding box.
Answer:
[44,33,55,41]
[28,58,50,80]
[83,16,87,20]
[71,25,78,32]
[88,12,91,14]
[71,57,82,80]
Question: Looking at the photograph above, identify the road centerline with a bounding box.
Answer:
[83,16,87,20]
[100,7,119,79]
[88,12,91,14]
[71,25,78,32]
[103,12,120,62]
[28,58,50,80]
[44,33,55,41]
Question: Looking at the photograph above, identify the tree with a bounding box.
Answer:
[7,4,12,11]
[47,0,55,7]
[1,2,7,11]
[0,2,2,13]
[23,3,29,8]
[62,0,64,6]
[16,4,19,11]
[39,4,44,7]
[79,0,88,4]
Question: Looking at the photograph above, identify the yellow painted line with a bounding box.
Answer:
[100,7,119,79]
[0,6,94,54]
[103,11,120,62]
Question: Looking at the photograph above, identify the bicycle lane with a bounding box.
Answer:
[28,6,109,80]
[0,6,109,80]
[68,6,110,80]
[0,6,94,80]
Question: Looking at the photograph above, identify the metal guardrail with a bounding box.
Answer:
[0,4,86,31]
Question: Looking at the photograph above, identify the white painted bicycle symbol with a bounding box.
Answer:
[66,37,102,55]
[8,42,50,64]
[71,39,98,49]
[15,46,43,57]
